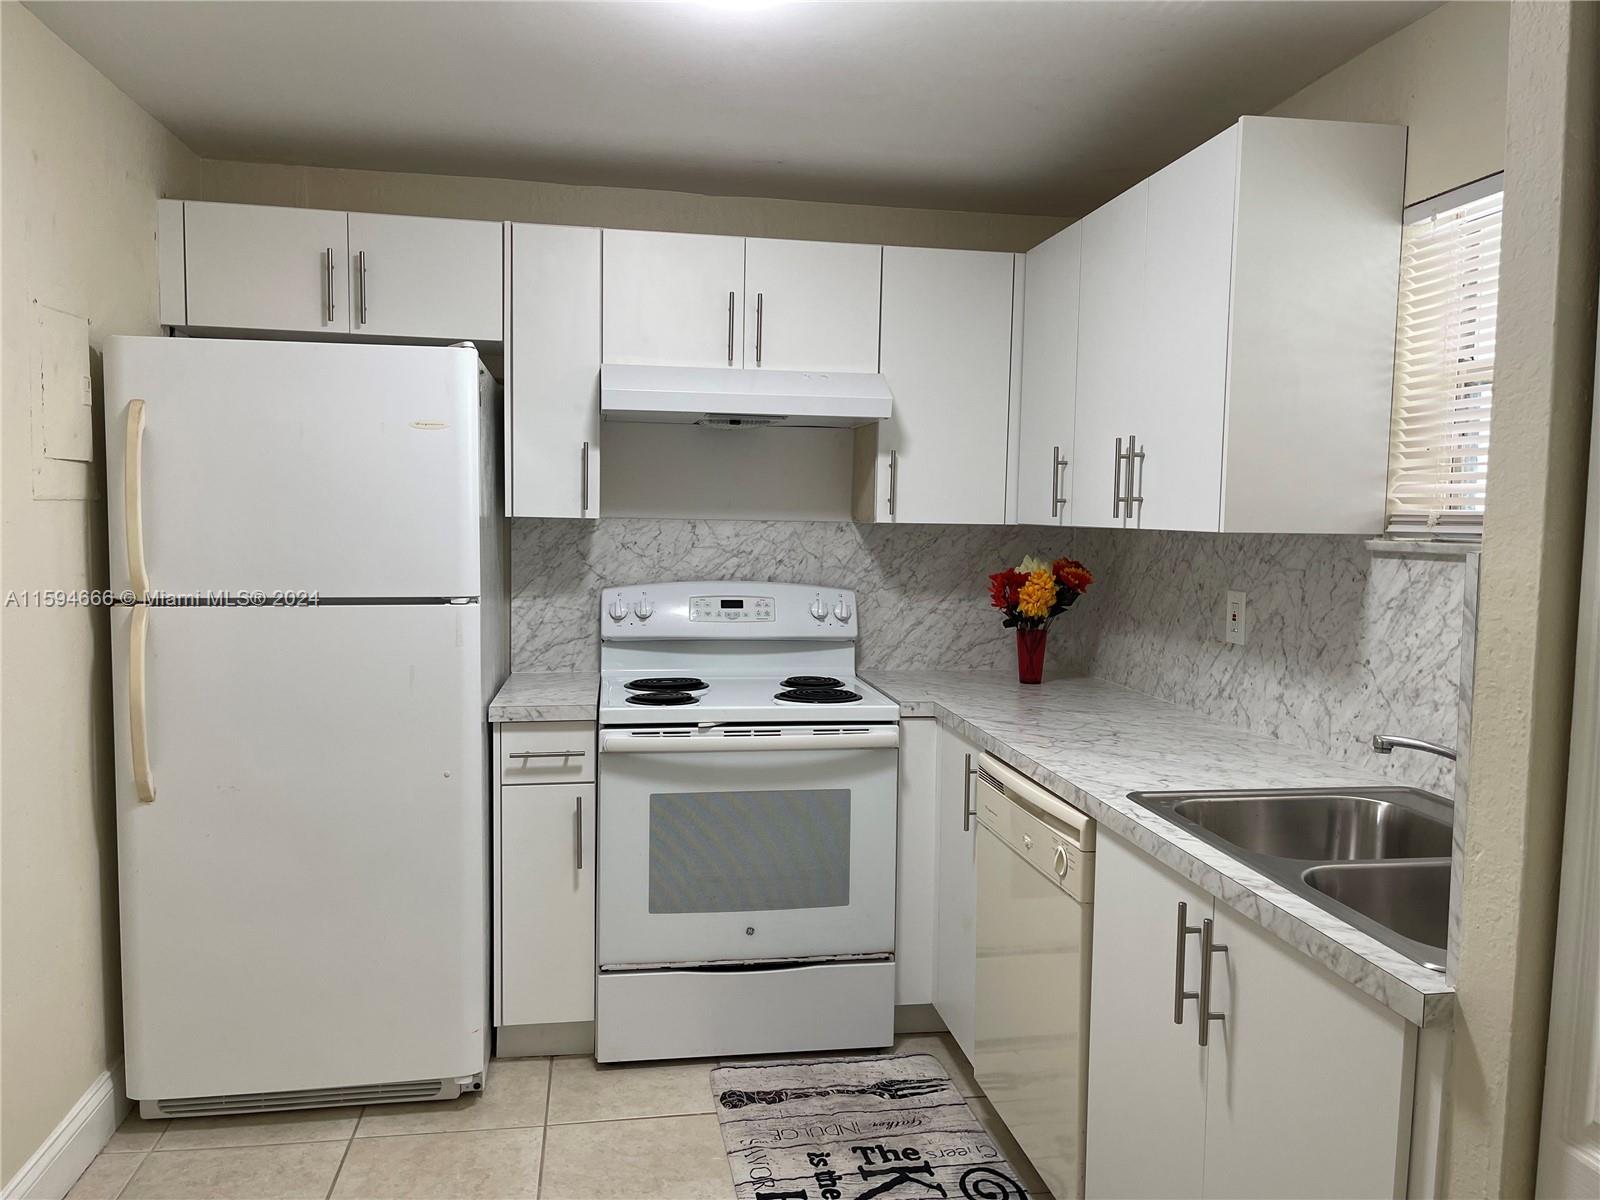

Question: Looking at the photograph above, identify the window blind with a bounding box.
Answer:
[1386,183,1502,534]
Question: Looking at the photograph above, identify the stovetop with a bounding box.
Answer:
[599,673,900,726]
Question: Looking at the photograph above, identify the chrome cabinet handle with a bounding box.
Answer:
[580,441,591,515]
[357,249,368,326]
[574,796,584,871]
[1198,917,1229,1046]
[755,292,764,366]
[1128,434,1146,522]
[727,290,736,365]
[961,753,977,832]
[1112,437,1124,519]
[1173,901,1201,1024]
[1050,445,1069,517]
[508,749,586,760]
[888,450,898,518]
[325,247,336,324]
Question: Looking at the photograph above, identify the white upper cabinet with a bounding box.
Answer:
[741,238,882,372]
[860,247,1015,525]
[182,201,350,335]
[1140,125,1237,532]
[1071,181,1147,530]
[509,223,602,519]
[172,201,503,343]
[601,230,746,367]
[1068,116,1405,534]
[1015,223,1081,526]
[347,212,503,343]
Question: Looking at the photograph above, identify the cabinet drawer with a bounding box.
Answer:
[500,722,595,783]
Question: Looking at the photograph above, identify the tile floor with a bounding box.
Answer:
[68,1035,1049,1200]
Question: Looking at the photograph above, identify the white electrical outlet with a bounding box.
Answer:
[1225,590,1248,645]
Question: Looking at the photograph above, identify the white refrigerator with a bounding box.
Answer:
[104,336,506,1116]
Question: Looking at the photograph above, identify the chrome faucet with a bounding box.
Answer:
[1371,733,1457,762]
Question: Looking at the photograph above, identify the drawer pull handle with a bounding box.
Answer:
[1198,917,1229,1046]
[1173,901,1201,1024]
[508,749,585,760]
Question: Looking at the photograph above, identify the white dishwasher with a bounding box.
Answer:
[974,752,1095,1200]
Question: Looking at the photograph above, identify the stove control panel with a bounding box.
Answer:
[600,582,858,639]
[690,594,775,622]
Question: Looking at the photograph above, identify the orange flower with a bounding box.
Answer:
[1052,557,1093,593]
[1017,569,1057,619]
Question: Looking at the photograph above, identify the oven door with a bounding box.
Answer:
[597,726,898,968]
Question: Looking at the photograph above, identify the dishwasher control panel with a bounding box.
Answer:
[974,757,1094,902]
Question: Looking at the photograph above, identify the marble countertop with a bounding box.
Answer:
[489,672,600,723]
[862,670,1455,1027]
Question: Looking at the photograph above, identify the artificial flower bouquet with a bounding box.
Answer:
[987,554,1093,683]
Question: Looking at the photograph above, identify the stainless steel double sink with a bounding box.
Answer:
[1127,788,1452,972]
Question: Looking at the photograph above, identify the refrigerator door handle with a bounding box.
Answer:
[125,398,150,599]
[130,604,156,803]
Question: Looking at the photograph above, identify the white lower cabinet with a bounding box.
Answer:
[894,717,938,1007]
[932,724,981,1060]
[1087,833,1416,1200]
[496,721,597,1032]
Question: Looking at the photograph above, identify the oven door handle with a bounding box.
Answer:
[599,727,900,753]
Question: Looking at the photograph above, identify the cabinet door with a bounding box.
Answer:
[1085,834,1209,1199]
[183,201,348,334]
[509,224,602,518]
[877,247,1015,525]
[601,229,745,367]
[348,213,502,342]
[1071,182,1147,529]
[1016,224,1082,526]
[1141,126,1236,532]
[1202,905,1414,1200]
[894,718,938,1007]
[742,238,881,372]
[500,783,596,1027]
[933,725,981,1060]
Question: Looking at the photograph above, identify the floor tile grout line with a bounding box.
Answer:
[323,1107,361,1200]
[535,1059,553,1199]
[109,1149,147,1200]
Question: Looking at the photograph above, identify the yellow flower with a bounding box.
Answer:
[1017,569,1057,619]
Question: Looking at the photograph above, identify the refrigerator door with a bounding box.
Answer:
[111,602,487,1101]
[106,336,482,599]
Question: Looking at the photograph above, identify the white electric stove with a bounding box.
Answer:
[594,581,900,1062]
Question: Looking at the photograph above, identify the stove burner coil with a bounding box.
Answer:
[774,688,863,704]
[625,677,708,693]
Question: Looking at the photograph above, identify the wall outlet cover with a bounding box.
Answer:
[1225,590,1248,645]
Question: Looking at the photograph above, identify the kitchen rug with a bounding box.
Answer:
[711,1052,1033,1199]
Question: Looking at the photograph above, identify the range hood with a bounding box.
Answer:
[600,363,892,428]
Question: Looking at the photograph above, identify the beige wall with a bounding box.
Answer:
[1271,1,1509,204]
[0,3,200,1182]
[1447,4,1598,1193]
[199,159,1066,252]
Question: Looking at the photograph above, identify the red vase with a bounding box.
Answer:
[1016,627,1047,685]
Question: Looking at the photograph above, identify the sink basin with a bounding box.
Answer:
[1169,794,1451,861]
[1128,786,1453,970]
[1303,861,1449,958]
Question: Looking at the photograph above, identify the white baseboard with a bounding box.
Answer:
[2,1061,129,1200]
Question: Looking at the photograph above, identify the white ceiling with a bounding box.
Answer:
[28,0,1434,217]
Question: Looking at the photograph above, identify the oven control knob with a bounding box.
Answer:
[633,599,653,620]
[834,599,853,622]
[810,599,828,621]
[607,597,628,622]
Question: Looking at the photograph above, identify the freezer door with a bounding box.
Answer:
[111,603,487,1101]
[106,336,482,599]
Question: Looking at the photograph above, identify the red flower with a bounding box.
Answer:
[988,568,1028,610]
[1052,557,1093,593]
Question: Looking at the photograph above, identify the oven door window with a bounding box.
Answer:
[649,789,850,914]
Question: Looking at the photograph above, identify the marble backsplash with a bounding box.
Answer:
[510,518,1468,793]
[1065,530,1466,796]
[510,518,1095,675]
